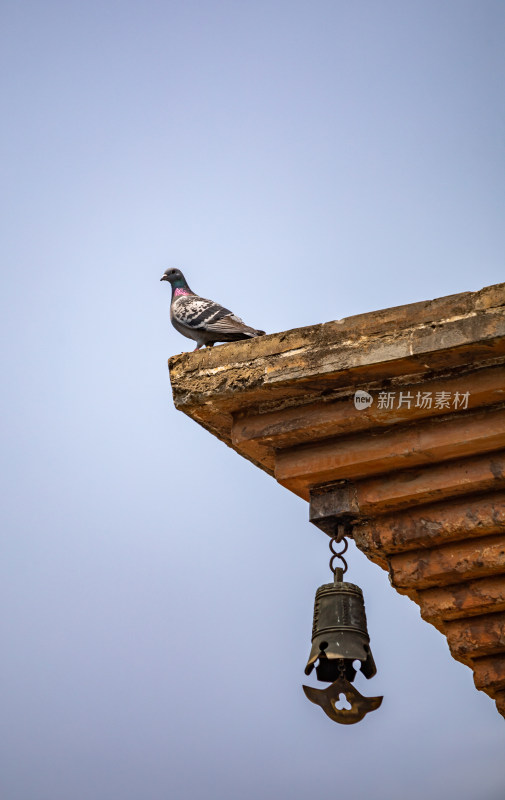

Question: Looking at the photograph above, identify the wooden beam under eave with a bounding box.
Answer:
[274,405,505,487]
[473,654,505,693]
[354,491,505,555]
[419,576,505,623]
[231,364,505,450]
[278,451,505,509]
[445,611,505,660]
[389,533,505,589]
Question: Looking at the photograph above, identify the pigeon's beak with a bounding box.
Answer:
[160,275,169,282]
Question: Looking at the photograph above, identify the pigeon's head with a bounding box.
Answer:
[160,268,187,287]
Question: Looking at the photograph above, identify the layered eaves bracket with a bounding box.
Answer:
[169,282,505,718]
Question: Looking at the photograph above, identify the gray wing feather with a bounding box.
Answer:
[173,296,249,332]
[172,297,230,327]
[171,294,263,342]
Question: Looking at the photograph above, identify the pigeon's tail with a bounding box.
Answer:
[242,326,265,338]
[226,326,265,342]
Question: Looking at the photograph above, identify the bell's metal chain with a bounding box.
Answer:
[329,523,351,576]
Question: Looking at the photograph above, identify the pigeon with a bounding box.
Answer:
[160,268,265,351]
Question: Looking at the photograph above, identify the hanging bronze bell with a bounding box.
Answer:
[304,486,383,724]
[303,569,383,724]
[304,572,377,683]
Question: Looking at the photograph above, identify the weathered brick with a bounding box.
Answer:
[419,575,505,623]
[445,611,505,659]
[355,492,505,556]
[389,534,505,590]
[472,654,505,693]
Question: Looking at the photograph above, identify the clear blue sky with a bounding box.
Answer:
[1,2,504,798]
